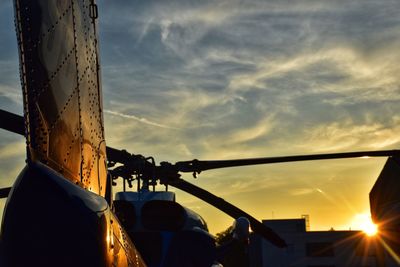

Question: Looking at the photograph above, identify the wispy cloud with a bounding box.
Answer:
[0,141,25,160]
[1,0,400,232]
[0,84,22,105]
[297,116,400,152]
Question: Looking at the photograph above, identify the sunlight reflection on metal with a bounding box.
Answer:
[107,227,114,250]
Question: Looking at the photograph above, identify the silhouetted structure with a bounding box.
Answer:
[249,218,397,267]
[370,156,400,265]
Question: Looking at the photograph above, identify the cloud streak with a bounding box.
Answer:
[1,0,400,233]
[104,109,181,130]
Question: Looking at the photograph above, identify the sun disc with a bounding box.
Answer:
[352,213,378,236]
[361,220,378,236]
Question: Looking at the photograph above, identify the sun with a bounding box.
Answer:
[352,213,378,236]
[361,220,378,236]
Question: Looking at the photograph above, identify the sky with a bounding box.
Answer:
[1,0,400,234]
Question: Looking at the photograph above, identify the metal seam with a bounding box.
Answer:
[32,46,75,101]
[26,4,73,47]
[70,0,83,182]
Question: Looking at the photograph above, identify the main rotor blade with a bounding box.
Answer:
[0,109,24,136]
[168,178,287,248]
[0,111,138,167]
[175,150,400,173]
[0,187,12,198]
[5,108,398,175]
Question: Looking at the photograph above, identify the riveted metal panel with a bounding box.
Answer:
[14,0,107,195]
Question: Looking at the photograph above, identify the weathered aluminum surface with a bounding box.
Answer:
[14,0,107,195]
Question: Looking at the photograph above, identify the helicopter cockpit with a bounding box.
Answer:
[114,191,217,267]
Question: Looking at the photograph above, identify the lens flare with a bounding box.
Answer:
[361,220,378,236]
[352,213,378,236]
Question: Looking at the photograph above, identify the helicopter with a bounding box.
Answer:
[0,0,399,266]
[0,0,286,266]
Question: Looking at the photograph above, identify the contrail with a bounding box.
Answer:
[104,109,180,130]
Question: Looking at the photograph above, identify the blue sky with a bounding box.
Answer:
[1,0,400,233]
